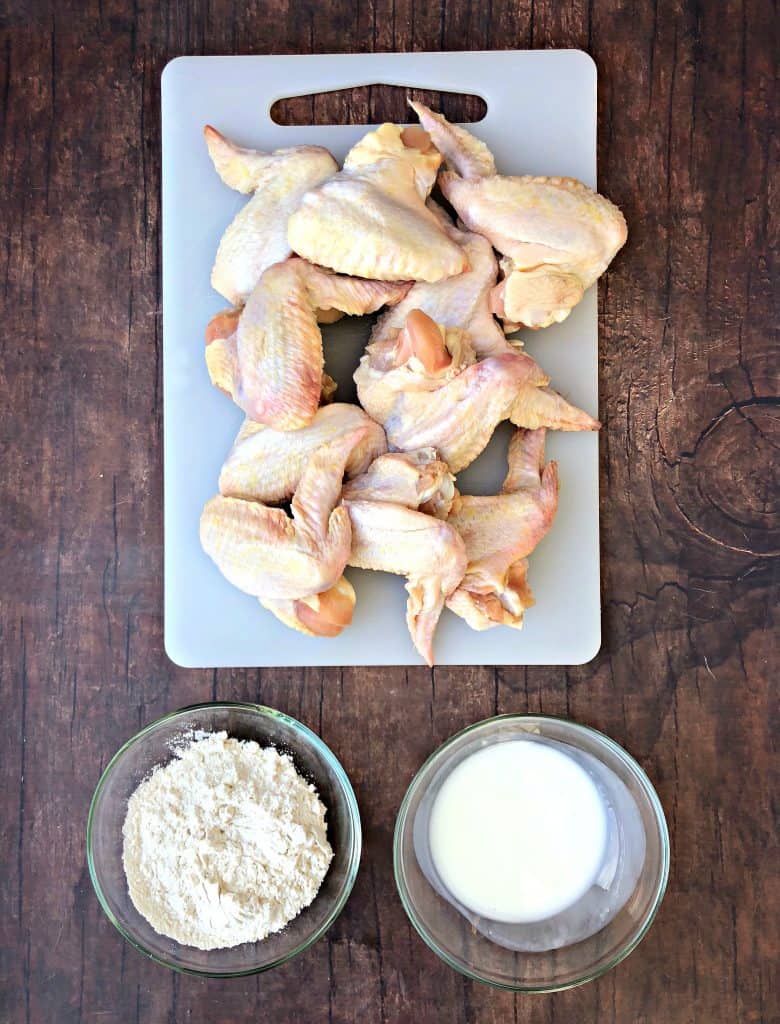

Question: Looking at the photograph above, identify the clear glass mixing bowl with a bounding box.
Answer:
[87,702,361,976]
[394,714,669,991]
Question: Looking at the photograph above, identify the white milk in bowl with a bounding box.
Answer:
[428,740,608,924]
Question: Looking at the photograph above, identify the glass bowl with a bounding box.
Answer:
[394,715,669,992]
[87,702,361,976]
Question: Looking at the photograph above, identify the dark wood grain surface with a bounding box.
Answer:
[1,0,777,1021]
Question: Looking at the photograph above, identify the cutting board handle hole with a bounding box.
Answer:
[271,86,487,126]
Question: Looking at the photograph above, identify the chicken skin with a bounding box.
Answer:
[341,449,455,519]
[370,201,511,358]
[407,101,497,180]
[205,310,346,406]
[338,432,463,665]
[446,429,558,630]
[287,124,467,282]
[205,258,409,429]
[410,101,627,329]
[204,126,338,305]
[204,306,242,400]
[260,576,357,639]
[355,309,599,472]
[343,499,466,665]
[219,404,387,504]
[340,121,442,195]
[201,430,364,621]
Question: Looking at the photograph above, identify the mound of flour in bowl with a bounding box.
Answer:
[122,731,333,950]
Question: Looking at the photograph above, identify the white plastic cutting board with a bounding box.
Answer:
[162,50,601,667]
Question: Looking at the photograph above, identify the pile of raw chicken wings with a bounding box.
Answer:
[199,101,627,665]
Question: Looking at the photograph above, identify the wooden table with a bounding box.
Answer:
[1,1,776,1021]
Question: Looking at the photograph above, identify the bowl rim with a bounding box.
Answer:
[393,712,670,993]
[86,700,362,978]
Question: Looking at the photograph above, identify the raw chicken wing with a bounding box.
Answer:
[407,100,496,179]
[341,121,442,195]
[204,126,338,305]
[205,310,359,407]
[200,430,364,607]
[343,499,466,665]
[260,576,357,639]
[370,201,511,358]
[446,429,558,630]
[219,404,387,504]
[287,124,467,282]
[208,259,408,429]
[205,307,242,400]
[355,310,598,472]
[411,102,627,329]
[342,449,455,519]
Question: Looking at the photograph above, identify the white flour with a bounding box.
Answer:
[122,732,333,950]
